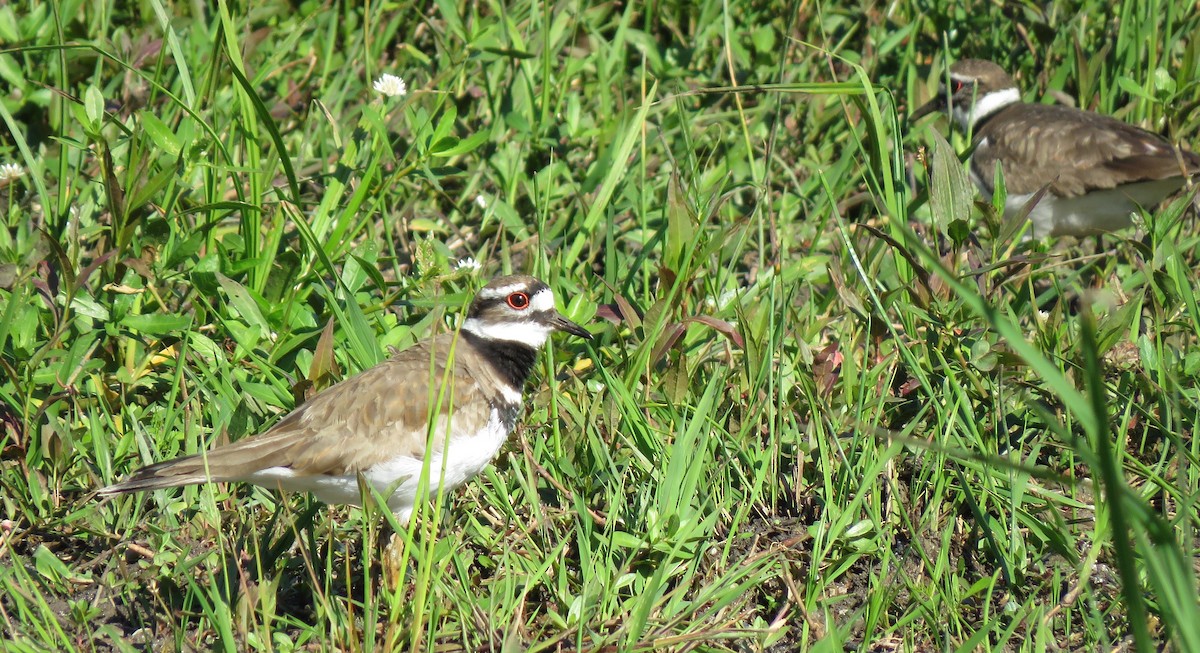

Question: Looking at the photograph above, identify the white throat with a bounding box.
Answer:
[953,87,1020,132]
[463,318,552,348]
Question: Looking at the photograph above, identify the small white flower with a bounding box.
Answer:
[373,74,407,98]
[474,194,488,209]
[1130,211,1146,231]
[0,163,24,183]
[716,288,738,310]
[455,257,481,273]
[704,287,740,311]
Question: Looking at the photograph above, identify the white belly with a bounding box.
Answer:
[243,408,510,523]
[1001,178,1185,238]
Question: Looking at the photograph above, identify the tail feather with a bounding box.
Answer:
[99,432,300,496]
[98,454,221,495]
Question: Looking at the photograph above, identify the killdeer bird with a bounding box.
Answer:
[910,59,1200,238]
[100,275,592,523]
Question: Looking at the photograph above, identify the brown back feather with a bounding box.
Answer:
[973,103,1200,196]
[100,331,515,493]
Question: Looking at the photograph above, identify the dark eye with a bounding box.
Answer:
[506,292,530,310]
[951,80,965,93]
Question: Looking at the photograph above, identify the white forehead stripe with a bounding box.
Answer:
[478,282,533,299]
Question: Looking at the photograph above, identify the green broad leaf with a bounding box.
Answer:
[610,531,647,550]
[429,104,457,148]
[991,164,1007,214]
[127,166,176,212]
[947,218,971,244]
[0,6,18,41]
[70,295,111,321]
[84,85,104,129]
[970,339,998,372]
[624,30,666,70]
[927,130,973,230]
[485,197,527,236]
[165,230,204,268]
[664,173,694,272]
[1115,75,1156,103]
[408,217,446,233]
[241,381,286,408]
[34,545,83,584]
[186,331,225,362]
[217,273,272,338]
[430,130,488,158]
[341,245,375,293]
[19,2,47,37]
[120,313,192,334]
[504,111,531,134]
[0,52,23,89]
[140,111,182,157]
[60,332,102,375]
[224,320,262,356]
[1094,297,1136,350]
[763,623,791,647]
[432,0,466,41]
[751,25,776,52]
[348,254,388,296]
[69,102,94,137]
[565,292,596,326]
[428,136,460,156]
[1153,68,1176,94]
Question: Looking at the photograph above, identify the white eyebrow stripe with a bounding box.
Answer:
[477,286,556,314]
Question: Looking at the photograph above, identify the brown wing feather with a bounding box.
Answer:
[975,103,1200,197]
[283,334,495,475]
[101,332,503,493]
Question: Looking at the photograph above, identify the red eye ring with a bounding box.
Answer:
[951,80,965,93]
[506,292,530,310]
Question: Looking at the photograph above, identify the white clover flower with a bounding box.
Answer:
[0,163,24,183]
[455,257,482,273]
[373,74,407,98]
[474,194,488,209]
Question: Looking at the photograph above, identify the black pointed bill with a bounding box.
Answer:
[909,93,946,123]
[550,313,592,339]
